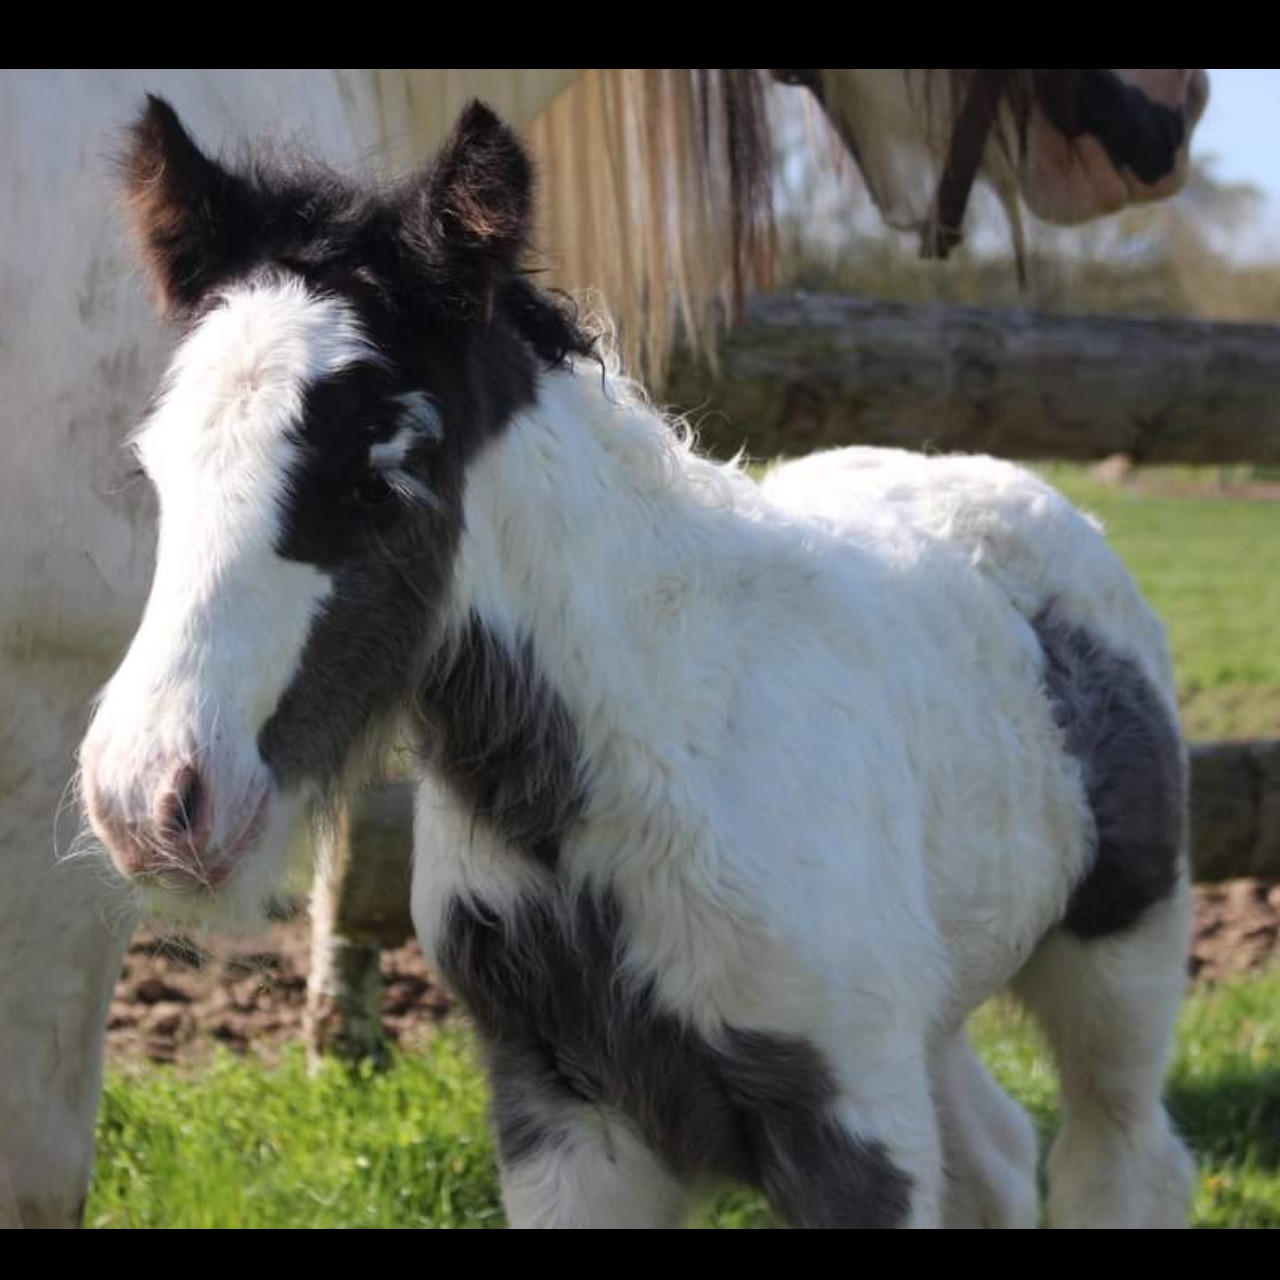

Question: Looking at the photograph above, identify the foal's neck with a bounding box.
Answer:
[417,362,760,857]
[447,362,755,664]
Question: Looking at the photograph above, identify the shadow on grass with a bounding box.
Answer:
[1170,1065,1280,1172]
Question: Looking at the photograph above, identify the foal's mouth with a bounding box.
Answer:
[209,786,272,886]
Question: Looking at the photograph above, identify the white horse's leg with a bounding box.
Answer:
[0,670,135,1227]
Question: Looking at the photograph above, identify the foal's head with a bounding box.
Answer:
[80,97,590,916]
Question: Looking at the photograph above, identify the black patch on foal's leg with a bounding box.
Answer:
[439,893,914,1227]
[436,892,756,1181]
[1033,609,1185,939]
[722,1031,914,1228]
[486,1038,572,1167]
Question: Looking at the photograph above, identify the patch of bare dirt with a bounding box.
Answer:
[107,918,450,1067]
[1190,879,1280,984]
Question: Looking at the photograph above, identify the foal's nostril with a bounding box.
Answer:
[162,765,205,842]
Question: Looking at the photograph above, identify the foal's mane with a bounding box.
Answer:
[121,107,600,375]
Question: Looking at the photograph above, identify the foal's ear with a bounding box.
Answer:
[121,95,252,317]
[402,100,534,303]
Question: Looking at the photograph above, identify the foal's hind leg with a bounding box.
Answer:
[935,1028,1039,1228]
[1013,887,1195,1229]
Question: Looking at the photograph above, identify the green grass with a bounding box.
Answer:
[89,970,1280,1229]
[90,1035,500,1229]
[1037,466,1280,741]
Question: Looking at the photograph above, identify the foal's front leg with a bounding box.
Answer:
[498,1109,687,1228]
[754,1059,943,1229]
[488,1049,687,1229]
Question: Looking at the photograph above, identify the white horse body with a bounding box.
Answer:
[0,68,573,1227]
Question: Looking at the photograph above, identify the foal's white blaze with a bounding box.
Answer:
[83,280,371,905]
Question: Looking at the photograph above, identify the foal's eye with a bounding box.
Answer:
[345,472,394,508]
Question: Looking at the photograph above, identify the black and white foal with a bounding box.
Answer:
[83,97,1195,1228]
